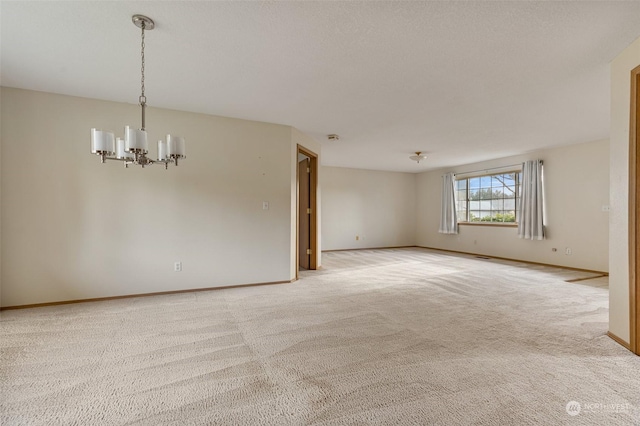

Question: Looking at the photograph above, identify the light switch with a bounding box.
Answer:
[263,201,269,210]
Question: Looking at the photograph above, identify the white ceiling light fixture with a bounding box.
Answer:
[90,15,186,169]
[410,151,427,164]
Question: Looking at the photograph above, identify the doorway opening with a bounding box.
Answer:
[297,145,318,277]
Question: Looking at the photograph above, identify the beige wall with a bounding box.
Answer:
[609,35,640,343]
[0,87,308,307]
[321,167,417,250]
[416,140,610,272]
[0,94,2,304]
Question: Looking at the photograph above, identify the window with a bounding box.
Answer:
[455,171,521,224]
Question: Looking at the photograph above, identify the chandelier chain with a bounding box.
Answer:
[140,22,146,105]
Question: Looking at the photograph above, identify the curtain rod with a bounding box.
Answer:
[450,160,543,178]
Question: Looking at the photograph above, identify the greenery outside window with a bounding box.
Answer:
[455,171,522,224]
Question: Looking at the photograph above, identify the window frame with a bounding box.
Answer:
[455,168,522,227]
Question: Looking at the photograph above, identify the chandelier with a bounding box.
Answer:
[409,151,427,164]
[90,15,186,169]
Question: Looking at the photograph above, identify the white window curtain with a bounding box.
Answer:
[518,159,545,240]
[439,172,458,234]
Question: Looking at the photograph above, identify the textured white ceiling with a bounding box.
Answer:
[3,1,640,172]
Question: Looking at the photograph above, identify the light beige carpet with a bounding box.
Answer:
[1,248,639,425]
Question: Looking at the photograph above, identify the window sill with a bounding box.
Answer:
[458,222,518,228]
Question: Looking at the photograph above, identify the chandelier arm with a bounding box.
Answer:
[150,159,172,169]
[97,153,173,168]
[98,155,133,164]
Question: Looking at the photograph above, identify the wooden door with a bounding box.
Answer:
[298,158,311,270]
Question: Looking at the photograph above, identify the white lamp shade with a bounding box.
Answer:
[166,134,186,158]
[116,138,133,160]
[157,140,167,160]
[91,129,115,154]
[124,125,148,153]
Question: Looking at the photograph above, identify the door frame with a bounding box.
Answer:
[296,145,318,279]
[630,64,640,355]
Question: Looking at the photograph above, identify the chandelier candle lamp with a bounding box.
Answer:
[90,15,186,169]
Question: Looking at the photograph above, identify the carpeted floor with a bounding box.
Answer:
[1,248,638,425]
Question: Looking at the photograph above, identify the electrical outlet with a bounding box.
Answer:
[565,248,572,256]
[174,261,182,272]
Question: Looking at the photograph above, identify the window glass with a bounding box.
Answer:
[455,170,521,223]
